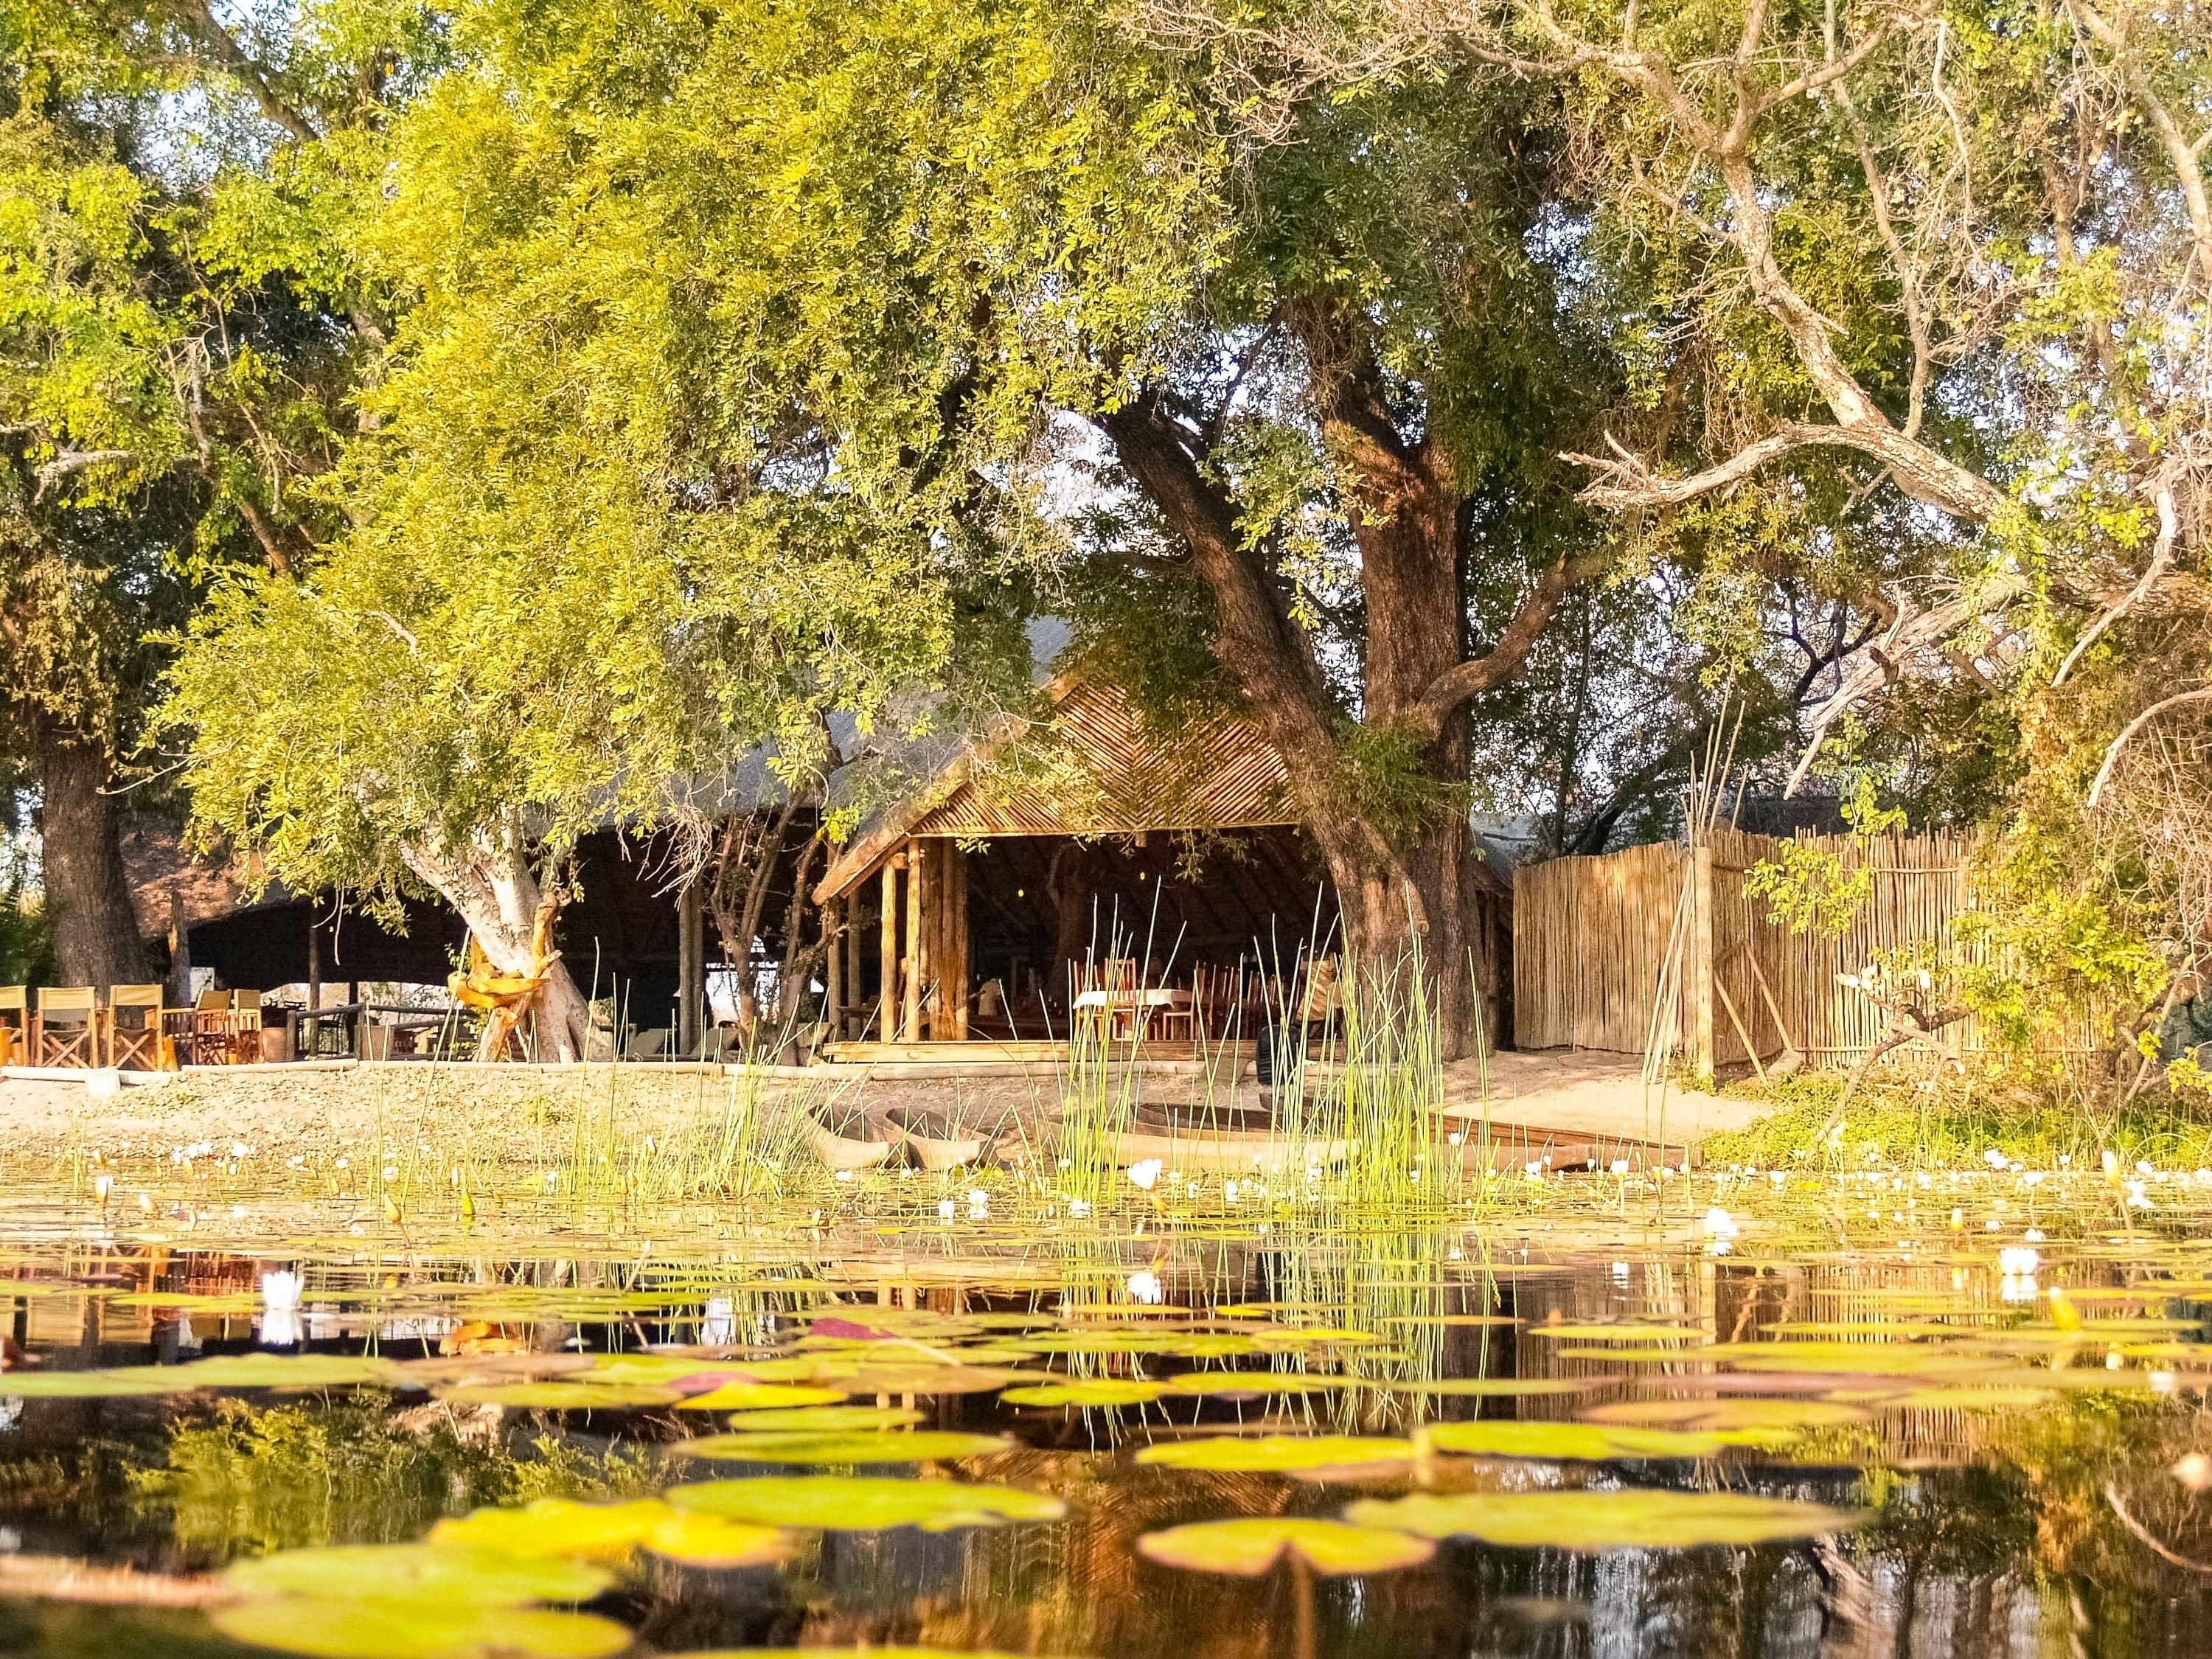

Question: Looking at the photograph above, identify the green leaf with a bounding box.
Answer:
[1343,1490,1866,1550]
[1136,1517,1434,1576]
[428,1498,684,1559]
[206,1599,632,1659]
[223,1543,613,1605]
[667,1475,1065,1531]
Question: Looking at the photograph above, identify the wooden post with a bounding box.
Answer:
[844,892,863,1040]
[947,844,970,1040]
[824,895,844,1042]
[677,880,704,1058]
[1688,841,1715,1079]
[901,845,923,1042]
[880,859,900,1042]
[911,840,933,1040]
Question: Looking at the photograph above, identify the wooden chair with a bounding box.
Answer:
[225,989,265,1064]
[32,987,99,1068]
[0,984,24,1066]
[108,984,170,1071]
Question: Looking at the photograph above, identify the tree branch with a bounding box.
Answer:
[161,0,321,145]
[1405,552,1606,744]
[1567,420,2008,521]
[2087,686,2212,809]
[2054,476,2179,686]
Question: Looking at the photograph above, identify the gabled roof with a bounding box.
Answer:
[813,674,1299,902]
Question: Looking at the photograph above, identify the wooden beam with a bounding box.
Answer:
[844,893,863,1040]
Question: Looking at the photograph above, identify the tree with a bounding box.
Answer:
[161,1,962,1057]
[329,0,1638,1051]
[0,0,398,982]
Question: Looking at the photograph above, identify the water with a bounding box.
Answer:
[3,1167,2212,1659]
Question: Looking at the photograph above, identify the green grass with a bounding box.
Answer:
[1702,1069,2212,1171]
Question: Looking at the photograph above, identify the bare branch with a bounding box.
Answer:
[2054,478,2180,685]
[161,0,321,145]
[2088,686,2212,808]
[33,449,137,497]
[1567,419,2008,520]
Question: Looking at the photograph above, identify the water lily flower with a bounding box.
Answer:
[1067,1198,1091,1219]
[1125,1269,1164,1304]
[1701,1207,1739,1239]
[1998,1246,2039,1275]
[2175,1455,2212,1492]
[700,1296,737,1346]
[967,1188,990,1218]
[1126,1159,1164,1191]
[259,1270,303,1348]
[937,1198,956,1221]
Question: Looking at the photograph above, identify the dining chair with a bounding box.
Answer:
[32,987,100,1068]
[108,984,169,1070]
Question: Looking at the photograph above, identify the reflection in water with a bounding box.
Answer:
[1,1191,2211,1656]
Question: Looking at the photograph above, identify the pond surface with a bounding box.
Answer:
[3,1168,2212,1659]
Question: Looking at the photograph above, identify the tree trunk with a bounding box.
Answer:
[401,832,590,1062]
[35,724,146,986]
[1099,367,1517,1058]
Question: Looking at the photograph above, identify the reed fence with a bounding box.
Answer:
[1513,827,1990,1068]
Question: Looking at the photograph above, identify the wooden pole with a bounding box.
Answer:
[948,844,970,1040]
[824,894,844,1044]
[902,844,923,1042]
[880,860,900,1043]
[911,840,933,1040]
[677,880,703,1057]
[845,892,863,1040]
[1689,841,1715,1078]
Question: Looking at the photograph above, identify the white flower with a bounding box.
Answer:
[259,1270,304,1347]
[1610,1159,1630,1176]
[937,1197,956,1221]
[1067,1198,1091,1219]
[967,1188,990,1217]
[700,1297,737,1346]
[93,1173,112,1201]
[1125,1158,1164,1191]
[1701,1206,1739,1239]
[1998,1246,2039,1276]
[1983,1149,2006,1168]
[1124,1269,1164,1304]
[230,1142,250,1159]
[834,1169,854,1183]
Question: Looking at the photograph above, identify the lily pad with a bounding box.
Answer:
[1378,1378,1605,1397]
[723,1405,925,1430]
[677,1430,1014,1463]
[224,1543,613,1604]
[669,1382,849,1411]
[1423,1421,1731,1460]
[636,1511,794,1568]
[667,1474,1065,1531]
[1582,1399,1871,1433]
[206,1599,630,1659]
[1137,1517,1435,1576]
[429,1498,679,1559]
[1159,1372,1338,1396]
[1001,1380,1165,1408]
[1343,1489,1865,1550]
[434,1382,681,1410]
[1525,1324,1702,1343]
[0,1368,192,1398]
[1135,1436,1416,1477]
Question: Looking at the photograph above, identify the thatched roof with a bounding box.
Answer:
[814,673,1300,902]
